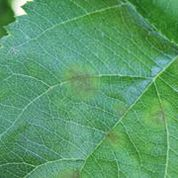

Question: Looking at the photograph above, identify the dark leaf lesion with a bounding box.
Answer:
[64,65,99,100]
[106,130,120,144]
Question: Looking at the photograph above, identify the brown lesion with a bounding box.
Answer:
[151,110,165,125]
[72,170,80,178]
[112,102,128,118]
[58,169,80,178]
[143,97,167,129]
[68,70,94,92]
[106,131,119,144]
[64,66,99,100]
[150,101,166,125]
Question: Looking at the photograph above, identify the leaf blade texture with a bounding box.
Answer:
[0,0,178,177]
[128,0,178,44]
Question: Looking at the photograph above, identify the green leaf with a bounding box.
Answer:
[128,0,178,44]
[0,0,178,177]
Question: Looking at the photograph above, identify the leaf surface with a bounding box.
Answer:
[0,0,178,178]
[128,0,178,44]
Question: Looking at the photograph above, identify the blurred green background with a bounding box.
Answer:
[0,0,14,38]
[0,0,29,39]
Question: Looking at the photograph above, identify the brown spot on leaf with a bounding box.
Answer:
[64,65,99,100]
[112,102,128,118]
[72,170,80,178]
[143,98,168,130]
[69,70,94,92]
[152,110,165,124]
[106,131,119,144]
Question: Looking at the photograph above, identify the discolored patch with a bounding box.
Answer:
[72,170,80,178]
[26,160,84,178]
[106,130,119,144]
[152,110,164,124]
[105,127,129,150]
[56,169,80,178]
[64,65,99,100]
[143,98,167,130]
[112,102,129,118]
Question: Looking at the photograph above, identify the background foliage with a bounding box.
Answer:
[0,0,14,38]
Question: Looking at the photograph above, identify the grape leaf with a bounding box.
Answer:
[128,0,178,44]
[0,0,178,178]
